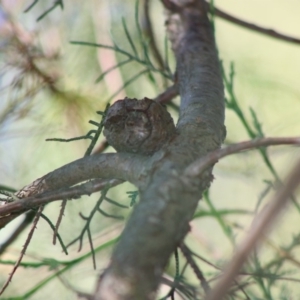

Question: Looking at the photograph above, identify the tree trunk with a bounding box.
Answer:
[94,0,225,299]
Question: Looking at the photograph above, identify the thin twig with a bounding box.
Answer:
[205,1,300,45]
[36,0,64,22]
[160,274,197,299]
[143,0,168,87]
[98,208,124,220]
[0,206,43,296]
[56,273,93,299]
[163,248,180,299]
[84,105,110,156]
[0,179,123,218]
[206,158,300,300]
[191,250,300,283]
[92,139,109,155]
[186,137,300,177]
[0,211,35,254]
[104,196,129,209]
[66,190,109,269]
[40,213,68,254]
[190,251,222,271]
[154,84,178,104]
[53,199,67,245]
[87,226,96,269]
[180,243,210,294]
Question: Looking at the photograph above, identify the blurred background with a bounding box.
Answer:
[0,0,300,299]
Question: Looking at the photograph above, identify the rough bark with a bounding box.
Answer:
[94,0,225,299]
[0,0,225,298]
[103,97,176,155]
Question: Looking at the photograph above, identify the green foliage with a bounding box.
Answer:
[203,190,235,245]
[223,62,300,213]
[1,1,300,299]
[127,190,139,207]
[0,186,17,193]
[70,1,173,103]
[69,38,172,98]
[182,63,300,299]
[39,213,68,255]
[45,104,110,157]
[0,237,118,299]
[24,0,64,21]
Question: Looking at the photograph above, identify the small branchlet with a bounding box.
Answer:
[53,199,67,246]
[0,190,19,202]
[0,206,44,296]
[65,188,126,268]
[70,2,174,104]
[24,0,64,22]
[180,243,210,294]
[97,208,124,220]
[126,190,139,207]
[40,212,68,254]
[46,104,110,157]
[66,190,108,269]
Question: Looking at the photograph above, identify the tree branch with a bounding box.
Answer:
[180,243,210,294]
[0,179,123,228]
[154,84,178,104]
[206,157,300,300]
[15,152,146,199]
[94,0,225,298]
[0,211,35,254]
[205,1,300,45]
[0,152,146,228]
[185,136,300,178]
[0,206,43,296]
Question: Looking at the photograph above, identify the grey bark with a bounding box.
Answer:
[0,0,225,298]
[94,1,225,299]
[15,153,146,199]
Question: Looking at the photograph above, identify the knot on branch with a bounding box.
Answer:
[103,97,176,155]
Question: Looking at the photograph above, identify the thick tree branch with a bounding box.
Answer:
[0,152,146,228]
[1,0,297,298]
[94,0,225,299]
[15,152,146,199]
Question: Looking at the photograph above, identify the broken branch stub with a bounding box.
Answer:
[103,97,176,155]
